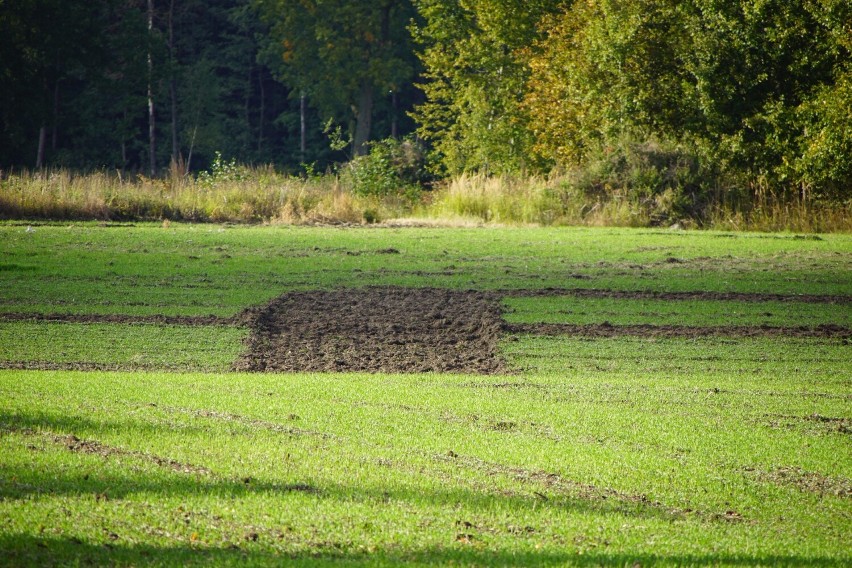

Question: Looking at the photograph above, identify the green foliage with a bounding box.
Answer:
[196,152,249,188]
[558,136,716,225]
[256,0,419,154]
[347,138,427,200]
[411,0,561,174]
[0,0,422,172]
[523,0,852,200]
[795,64,852,199]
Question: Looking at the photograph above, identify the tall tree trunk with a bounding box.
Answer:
[36,126,47,169]
[168,0,178,164]
[391,91,398,140]
[245,64,252,154]
[258,71,265,154]
[121,109,128,169]
[353,80,373,157]
[51,80,60,151]
[147,0,157,177]
[300,91,306,162]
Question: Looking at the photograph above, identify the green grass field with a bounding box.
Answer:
[0,223,849,566]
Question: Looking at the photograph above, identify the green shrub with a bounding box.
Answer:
[561,136,718,225]
[196,152,249,188]
[347,138,428,201]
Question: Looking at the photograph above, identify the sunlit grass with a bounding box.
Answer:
[3,168,851,232]
[503,296,851,327]
[0,362,849,566]
[0,223,849,565]
[0,322,245,370]
[1,225,850,319]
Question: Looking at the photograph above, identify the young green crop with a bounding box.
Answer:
[503,296,851,327]
[1,224,850,318]
[0,322,245,371]
[0,360,849,566]
[0,223,849,566]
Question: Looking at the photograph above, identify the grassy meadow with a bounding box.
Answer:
[0,223,850,566]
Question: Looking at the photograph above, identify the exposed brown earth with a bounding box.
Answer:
[506,322,851,339]
[233,287,507,374]
[0,312,237,326]
[1,425,211,475]
[502,288,852,304]
[746,466,851,499]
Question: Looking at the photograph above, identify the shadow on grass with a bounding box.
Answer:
[0,534,847,567]
[0,409,697,525]
[0,405,831,543]
[0,456,689,526]
[0,409,216,440]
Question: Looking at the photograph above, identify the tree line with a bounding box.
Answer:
[1,0,849,199]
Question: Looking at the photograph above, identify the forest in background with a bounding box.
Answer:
[1,0,850,229]
[0,0,422,173]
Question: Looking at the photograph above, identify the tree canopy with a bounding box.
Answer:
[0,0,849,200]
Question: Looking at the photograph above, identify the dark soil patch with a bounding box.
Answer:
[233,287,506,374]
[507,322,851,339]
[503,288,851,304]
[0,312,237,326]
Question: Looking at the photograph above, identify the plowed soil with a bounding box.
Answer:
[233,287,506,374]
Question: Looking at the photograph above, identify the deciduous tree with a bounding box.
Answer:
[256,0,418,156]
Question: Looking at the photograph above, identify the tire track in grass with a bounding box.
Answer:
[3,424,322,496]
[1,286,849,372]
[0,313,239,326]
[506,322,851,339]
[744,466,852,499]
[1,424,211,476]
[502,288,851,304]
[435,453,749,524]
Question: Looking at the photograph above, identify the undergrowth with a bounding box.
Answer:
[1,163,849,232]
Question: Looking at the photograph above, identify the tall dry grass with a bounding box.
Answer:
[423,172,662,227]
[0,167,408,225]
[704,184,852,233]
[424,172,851,232]
[1,167,848,232]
